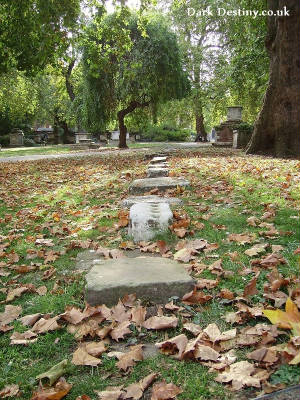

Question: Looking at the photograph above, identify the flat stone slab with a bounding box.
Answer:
[85,256,195,306]
[150,156,167,164]
[148,162,169,168]
[253,385,300,400]
[147,167,169,178]
[129,177,190,194]
[128,202,173,242]
[121,195,183,208]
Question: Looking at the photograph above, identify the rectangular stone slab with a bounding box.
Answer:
[147,167,169,178]
[150,156,167,164]
[128,202,173,242]
[85,256,195,306]
[129,177,190,194]
[121,195,183,208]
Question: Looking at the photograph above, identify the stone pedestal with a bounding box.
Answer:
[214,106,243,145]
[129,177,190,195]
[128,202,173,242]
[9,129,24,147]
[121,195,183,208]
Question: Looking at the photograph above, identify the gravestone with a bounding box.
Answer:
[129,177,190,194]
[9,129,24,147]
[121,195,183,208]
[128,202,173,242]
[85,256,195,306]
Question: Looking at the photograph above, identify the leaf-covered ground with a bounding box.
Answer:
[0,148,299,399]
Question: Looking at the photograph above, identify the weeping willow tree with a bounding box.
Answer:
[82,7,189,148]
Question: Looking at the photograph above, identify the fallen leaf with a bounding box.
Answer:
[31,316,60,334]
[6,286,28,302]
[0,305,22,326]
[155,334,188,360]
[215,361,261,390]
[0,384,20,398]
[10,330,38,345]
[116,345,143,371]
[182,288,212,305]
[151,381,182,400]
[194,345,220,361]
[143,316,178,330]
[31,377,72,400]
[72,347,101,366]
[243,273,259,297]
[110,321,131,341]
[123,373,157,400]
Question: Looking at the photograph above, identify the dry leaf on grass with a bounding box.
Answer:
[123,373,157,400]
[156,334,188,360]
[6,287,28,302]
[121,293,136,307]
[72,346,102,366]
[18,313,41,327]
[95,387,123,400]
[0,384,20,398]
[182,288,212,305]
[10,330,38,345]
[228,233,255,245]
[183,323,202,336]
[194,345,220,361]
[243,273,260,297]
[116,345,143,371]
[143,316,178,330]
[131,306,146,327]
[215,361,261,390]
[0,305,22,326]
[31,316,60,334]
[247,348,278,364]
[31,377,72,400]
[110,321,131,341]
[151,381,182,400]
[244,244,268,257]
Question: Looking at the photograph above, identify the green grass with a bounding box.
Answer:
[0,145,80,157]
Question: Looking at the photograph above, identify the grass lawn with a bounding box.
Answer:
[0,145,80,157]
[0,149,299,399]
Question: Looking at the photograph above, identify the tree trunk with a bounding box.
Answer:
[195,113,207,141]
[246,0,300,157]
[65,59,75,102]
[117,100,150,148]
[53,113,60,145]
[59,119,71,144]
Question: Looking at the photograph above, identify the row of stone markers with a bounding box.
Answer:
[85,154,194,306]
[124,155,190,242]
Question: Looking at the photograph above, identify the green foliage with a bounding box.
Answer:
[0,0,80,73]
[0,134,9,147]
[82,8,189,133]
[141,124,190,141]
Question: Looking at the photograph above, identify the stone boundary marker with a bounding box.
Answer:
[128,202,173,242]
[122,195,183,208]
[253,385,300,400]
[129,176,190,194]
[85,256,195,306]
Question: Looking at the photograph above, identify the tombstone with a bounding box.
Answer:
[227,106,243,121]
[129,177,190,195]
[9,129,24,147]
[128,202,173,242]
[85,256,195,306]
[121,195,183,208]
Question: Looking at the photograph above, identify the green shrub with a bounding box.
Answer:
[0,135,10,147]
[23,137,37,147]
[141,125,189,142]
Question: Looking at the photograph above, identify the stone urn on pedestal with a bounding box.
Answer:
[214,106,243,146]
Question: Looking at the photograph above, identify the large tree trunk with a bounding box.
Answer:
[58,119,72,144]
[195,113,207,142]
[117,100,150,148]
[246,1,300,157]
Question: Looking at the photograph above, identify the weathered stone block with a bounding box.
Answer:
[129,177,190,194]
[121,195,183,208]
[150,156,167,164]
[128,202,172,242]
[147,167,169,178]
[85,256,195,306]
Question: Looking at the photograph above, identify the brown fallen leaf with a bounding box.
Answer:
[36,286,47,296]
[18,313,41,327]
[173,228,187,238]
[6,286,28,302]
[156,240,169,255]
[244,244,268,257]
[173,248,194,263]
[247,347,278,364]
[219,288,234,300]
[183,323,202,336]
[228,233,255,245]
[72,346,102,366]
[156,334,188,360]
[111,301,131,323]
[243,273,260,297]
[131,306,146,327]
[0,384,20,398]
[196,279,218,289]
[215,361,261,390]
[208,259,224,276]
[194,345,220,361]
[116,345,143,371]
[182,288,212,305]
[151,380,182,400]
[31,316,60,334]
[95,387,123,400]
[121,293,136,307]
[110,321,131,341]
[0,305,22,326]
[10,330,38,345]
[123,373,157,400]
[143,316,178,330]
[31,377,72,400]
